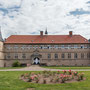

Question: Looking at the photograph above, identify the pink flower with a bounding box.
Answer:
[69,70,71,72]
[75,72,77,73]
[30,76,35,80]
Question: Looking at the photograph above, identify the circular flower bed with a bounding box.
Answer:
[20,70,85,84]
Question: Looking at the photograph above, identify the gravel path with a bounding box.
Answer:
[0,65,90,71]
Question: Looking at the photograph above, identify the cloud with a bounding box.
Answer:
[0,0,90,39]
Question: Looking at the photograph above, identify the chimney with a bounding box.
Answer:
[40,31,43,36]
[69,31,73,37]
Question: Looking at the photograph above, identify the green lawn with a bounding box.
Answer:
[0,71,90,90]
[42,66,90,70]
[0,67,24,70]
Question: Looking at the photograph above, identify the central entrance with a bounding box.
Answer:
[33,57,40,64]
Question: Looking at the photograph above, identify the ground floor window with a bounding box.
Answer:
[48,54,51,59]
[68,53,71,59]
[81,53,84,59]
[74,53,78,59]
[61,53,65,59]
[55,53,58,59]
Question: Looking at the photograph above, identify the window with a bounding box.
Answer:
[68,53,71,59]
[4,55,6,59]
[15,53,18,59]
[21,45,26,50]
[81,45,84,49]
[27,45,32,49]
[33,45,38,49]
[22,53,26,59]
[61,53,65,59]
[54,45,58,49]
[87,53,90,59]
[14,45,18,49]
[40,45,44,49]
[74,53,78,59]
[47,45,52,49]
[7,53,10,59]
[81,53,84,59]
[7,45,11,50]
[48,54,51,59]
[61,45,64,49]
[55,53,58,59]
[68,45,71,49]
[74,45,78,49]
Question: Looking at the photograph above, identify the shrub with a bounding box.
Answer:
[12,60,21,67]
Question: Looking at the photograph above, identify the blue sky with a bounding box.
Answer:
[0,0,90,39]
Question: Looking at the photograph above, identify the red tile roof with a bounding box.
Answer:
[4,35,89,44]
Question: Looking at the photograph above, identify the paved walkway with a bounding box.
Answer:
[0,65,90,71]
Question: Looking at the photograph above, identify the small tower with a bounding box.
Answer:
[0,27,3,41]
[0,26,4,67]
[45,28,48,35]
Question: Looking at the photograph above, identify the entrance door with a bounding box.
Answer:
[33,57,40,64]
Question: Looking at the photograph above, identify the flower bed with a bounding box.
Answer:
[20,70,86,84]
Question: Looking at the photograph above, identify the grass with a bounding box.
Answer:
[42,66,90,70]
[0,67,24,69]
[0,71,90,90]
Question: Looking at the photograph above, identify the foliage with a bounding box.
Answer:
[12,60,21,67]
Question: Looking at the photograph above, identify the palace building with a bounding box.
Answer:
[0,31,90,67]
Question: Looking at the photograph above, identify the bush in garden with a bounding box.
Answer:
[68,70,72,75]
[77,73,84,81]
[43,79,47,84]
[80,73,84,80]
[63,70,67,74]
[35,77,39,83]
[12,60,21,67]
[74,72,78,76]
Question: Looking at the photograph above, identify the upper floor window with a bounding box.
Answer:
[27,45,32,49]
[21,45,26,50]
[33,45,38,49]
[81,45,84,49]
[14,45,18,49]
[40,45,44,49]
[74,53,78,59]
[54,45,59,49]
[55,53,58,59]
[47,45,52,49]
[68,45,71,49]
[61,45,64,49]
[7,45,12,50]
[61,53,65,59]
[74,45,78,49]
[48,54,51,59]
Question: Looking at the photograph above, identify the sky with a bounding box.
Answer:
[0,0,90,39]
